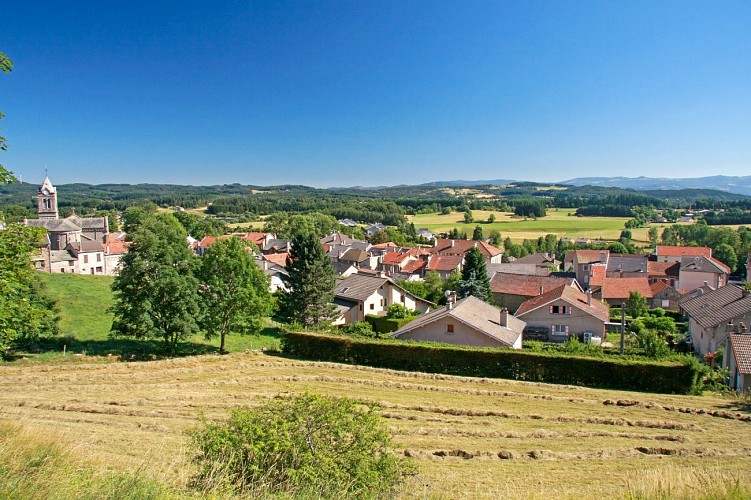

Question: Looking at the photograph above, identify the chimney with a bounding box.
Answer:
[586,289,592,306]
[445,290,456,310]
[451,240,455,248]
[739,322,747,334]
[499,308,509,327]
[703,281,708,287]
[539,285,544,296]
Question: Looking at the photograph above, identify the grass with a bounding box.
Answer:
[1,354,750,498]
[408,209,683,244]
[15,273,283,362]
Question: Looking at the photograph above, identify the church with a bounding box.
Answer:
[24,176,125,275]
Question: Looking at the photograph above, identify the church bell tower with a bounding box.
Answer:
[37,176,59,220]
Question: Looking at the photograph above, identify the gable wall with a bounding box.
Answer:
[396,316,513,348]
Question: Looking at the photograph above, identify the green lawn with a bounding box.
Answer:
[20,272,283,362]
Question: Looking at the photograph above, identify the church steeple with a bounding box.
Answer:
[37,175,58,220]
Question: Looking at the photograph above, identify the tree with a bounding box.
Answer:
[488,213,496,223]
[625,291,648,319]
[279,229,337,327]
[1,52,16,183]
[488,229,502,247]
[196,237,270,353]
[110,213,202,354]
[472,225,484,241]
[0,225,58,353]
[188,393,409,497]
[459,247,492,302]
[463,209,473,224]
[713,243,738,273]
[648,227,659,247]
[423,271,445,304]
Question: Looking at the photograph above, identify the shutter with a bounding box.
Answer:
[565,325,569,334]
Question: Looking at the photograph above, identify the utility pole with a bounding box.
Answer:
[620,304,625,355]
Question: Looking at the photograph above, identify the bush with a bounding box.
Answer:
[365,314,415,334]
[282,332,703,394]
[188,393,410,498]
[342,321,377,338]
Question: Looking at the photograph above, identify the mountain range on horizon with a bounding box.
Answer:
[559,175,751,196]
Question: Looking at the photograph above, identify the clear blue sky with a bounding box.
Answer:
[2,1,750,187]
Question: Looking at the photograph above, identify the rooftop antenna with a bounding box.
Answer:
[44,165,48,178]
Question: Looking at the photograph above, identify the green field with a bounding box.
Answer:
[409,209,667,244]
[28,273,283,361]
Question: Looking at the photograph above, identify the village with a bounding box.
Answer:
[16,175,751,393]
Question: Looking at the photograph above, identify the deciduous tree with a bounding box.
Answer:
[197,237,270,353]
[1,51,16,183]
[110,213,201,354]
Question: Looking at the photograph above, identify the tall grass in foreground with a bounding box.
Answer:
[0,422,175,499]
[625,464,751,499]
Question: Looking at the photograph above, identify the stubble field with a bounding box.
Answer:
[1,353,750,498]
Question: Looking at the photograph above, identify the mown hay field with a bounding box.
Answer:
[1,353,749,498]
[409,209,677,244]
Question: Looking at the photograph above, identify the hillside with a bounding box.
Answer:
[0,354,749,498]
[562,175,751,197]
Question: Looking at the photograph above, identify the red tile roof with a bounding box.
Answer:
[589,264,606,287]
[600,277,654,299]
[490,273,576,297]
[432,239,502,258]
[264,252,289,267]
[427,255,463,272]
[648,261,680,277]
[575,250,609,264]
[515,284,610,323]
[199,236,218,247]
[242,232,271,245]
[382,252,410,265]
[655,245,711,258]
[372,242,399,249]
[729,334,751,374]
[401,260,427,274]
[650,280,670,295]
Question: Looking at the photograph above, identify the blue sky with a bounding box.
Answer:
[1,1,750,187]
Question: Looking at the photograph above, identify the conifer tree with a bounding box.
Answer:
[459,246,492,302]
[280,229,337,327]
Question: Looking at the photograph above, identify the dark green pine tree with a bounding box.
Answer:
[280,229,338,327]
[472,225,484,241]
[458,246,492,302]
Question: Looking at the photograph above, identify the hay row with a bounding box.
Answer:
[390,426,688,442]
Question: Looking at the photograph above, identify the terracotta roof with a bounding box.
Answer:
[650,280,671,295]
[199,236,218,247]
[515,284,610,323]
[264,252,288,268]
[490,272,576,297]
[574,250,609,264]
[589,264,607,287]
[392,295,525,347]
[432,239,502,259]
[427,255,463,272]
[599,277,654,299]
[105,234,130,255]
[382,252,410,265]
[401,260,427,274]
[242,232,271,245]
[728,334,751,374]
[372,242,399,249]
[648,261,680,277]
[680,285,751,329]
[656,245,711,258]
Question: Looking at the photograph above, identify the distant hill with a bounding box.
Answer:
[561,176,751,196]
[418,179,517,187]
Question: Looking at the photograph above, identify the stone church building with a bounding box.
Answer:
[24,176,121,275]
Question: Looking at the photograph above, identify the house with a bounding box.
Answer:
[425,254,463,279]
[365,223,386,237]
[724,333,751,392]
[649,281,683,311]
[489,272,580,311]
[332,273,434,325]
[391,296,524,349]
[606,254,648,278]
[416,228,436,241]
[67,239,107,275]
[572,250,609,288]
[597,277,654,306]
[254,257,289,293]
[431,239,503,264]
[338,218,358,227]
[677,256,729,291]
[486,262,553,278]
[515,285,610,342]
[241,232,275,249]
[654,245,711,263]
[647,261,680,288]
[680,285,751,356]
[103,232,130,275]
[511,253,561,272]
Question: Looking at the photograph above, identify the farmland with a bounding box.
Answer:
[1,353,750,498]
[408,209,672,244]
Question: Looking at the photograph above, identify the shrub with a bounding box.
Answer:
[342,321,377,338]
[188,393,410,498]
[365,314,415,334]
[636,329,671,359]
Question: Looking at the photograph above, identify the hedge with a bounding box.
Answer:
[282,332,703,394]
[364,315,416,334]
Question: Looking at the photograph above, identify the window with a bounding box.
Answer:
[69,261,74,267]
[97,254,102,262]
[447,324,454,333]
[550,305,571,315]
[83,255,89,264]
[551,325,568,336]
[370,304,374,310]
[380,299,385,306]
